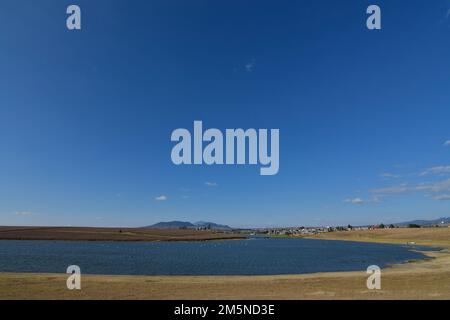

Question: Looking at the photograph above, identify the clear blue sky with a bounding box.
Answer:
[1,0,449,228]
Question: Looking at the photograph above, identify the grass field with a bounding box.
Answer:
[0,228,449,300]
[0,226,245,242]
[303,227,450,247]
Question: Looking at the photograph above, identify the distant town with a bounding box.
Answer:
[255,220,450,237]
[146,217,450,236]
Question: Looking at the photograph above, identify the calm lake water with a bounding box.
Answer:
[0,238,434,275]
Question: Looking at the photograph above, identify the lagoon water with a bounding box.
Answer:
[0,238,433,275]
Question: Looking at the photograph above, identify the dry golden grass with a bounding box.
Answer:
[303,227,450,247]
[0,226,244,242]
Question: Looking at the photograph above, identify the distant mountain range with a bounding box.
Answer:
[394,217,450,226]
[144,217,449,230]
[144,221,232,230]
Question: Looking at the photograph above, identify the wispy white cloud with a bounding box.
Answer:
[245,62,254,72]
[344,198,364,205]
[369,195,383,203]
[381,173,400,179]
[370,184,411,194]
[371,179,450,195]
[420,165,450,176]
[154,195,168,201]
[433,194,450,201]
[416,179,450,193]
[344,195,383,205]
[15,211,33,216]
[444,140,450,146]
[205,181,218,187]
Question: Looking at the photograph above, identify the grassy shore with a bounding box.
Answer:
[0,226,245,242]
[303,227,450,247]
[0,228,449,300]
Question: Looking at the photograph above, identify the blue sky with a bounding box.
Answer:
[1,0,449,228]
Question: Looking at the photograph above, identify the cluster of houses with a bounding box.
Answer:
[247,219,450,237]
[261,226,332,236]
[259,224,396,236]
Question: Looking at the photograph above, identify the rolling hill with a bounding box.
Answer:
[145,221,232,230]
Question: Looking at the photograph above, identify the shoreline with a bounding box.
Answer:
[0,236,246,243]
[0,249,448,299]
[0,228,449,299]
